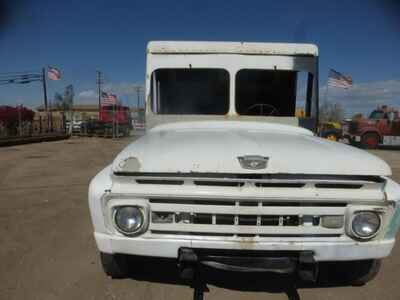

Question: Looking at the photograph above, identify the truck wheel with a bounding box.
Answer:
[100,252,129,279]
[361,133,379,149]
[318,259,381,286]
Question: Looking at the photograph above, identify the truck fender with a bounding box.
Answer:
[359,128,382,142]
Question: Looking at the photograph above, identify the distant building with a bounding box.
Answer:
[36,103,145,123]
[37,104,99,121]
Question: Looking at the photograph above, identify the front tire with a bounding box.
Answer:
[361,132,379,149]
[319,259,381,286]
[348,259,381,286]
[100,252,129,279]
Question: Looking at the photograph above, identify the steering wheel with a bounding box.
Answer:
[246,103,280,116]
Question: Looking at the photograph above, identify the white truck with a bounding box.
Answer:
[89,41,400,290]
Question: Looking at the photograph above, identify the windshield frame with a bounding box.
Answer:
[145,52,319,130]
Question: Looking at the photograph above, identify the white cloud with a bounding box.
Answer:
[77,89,97,101]
[102,82,144,96]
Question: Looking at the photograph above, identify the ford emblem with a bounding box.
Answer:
[238,155,269,170]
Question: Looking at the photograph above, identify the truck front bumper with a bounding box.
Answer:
[94,232,395,262]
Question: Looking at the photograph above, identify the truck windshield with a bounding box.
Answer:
[235,69,313,117]
[151,69,229,115]
[369,110,385,119]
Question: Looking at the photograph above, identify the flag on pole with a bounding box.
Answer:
[101,92,117,106]
[47,66,61,80]
[328,69,353,89]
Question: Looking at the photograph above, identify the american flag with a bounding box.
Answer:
[101,92,117,105]
[328,69,353,89]
[47,66,61,80]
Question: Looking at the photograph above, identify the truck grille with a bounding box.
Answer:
[149,199,346,238]
[112,173,385,239]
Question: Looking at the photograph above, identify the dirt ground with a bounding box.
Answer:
[1,137,400,300]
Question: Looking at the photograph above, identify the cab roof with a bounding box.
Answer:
[147,41,318,56]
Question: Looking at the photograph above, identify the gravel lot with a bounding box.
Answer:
[1,137,400,300]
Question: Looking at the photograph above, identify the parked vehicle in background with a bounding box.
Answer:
[85,104,131,137]
[319,121,342,141]
[88,41,400,291]
[343,106,400,149]
[66,120,83,134]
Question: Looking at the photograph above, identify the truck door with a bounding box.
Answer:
[375,113,390,136]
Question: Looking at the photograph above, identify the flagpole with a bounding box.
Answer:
[42,68,48,111]
[113,102,115,139]
[116,100,119,138]
[324,74,330,123]
[325,80,329,104]
[96,71,102,120]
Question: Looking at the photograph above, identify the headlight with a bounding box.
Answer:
[351,211,381,239]
[114,206,144,235]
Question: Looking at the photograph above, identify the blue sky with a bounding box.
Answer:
[0,0,399,115]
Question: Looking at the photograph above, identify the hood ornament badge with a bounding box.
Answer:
[238,155,269,170]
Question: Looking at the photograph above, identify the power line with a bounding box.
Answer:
[0,68,49,116]
[0,70,41,76]
[0,74,42,85]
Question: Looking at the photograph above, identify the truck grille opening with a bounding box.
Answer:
[314,183,362,189]
[238,215,257,226]
[193,213,212,224]
[255,183,305,188]
[194,181,245,187]
[216,214,235,225]
[136,179,184,185]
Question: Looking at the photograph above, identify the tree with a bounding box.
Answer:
[54,92,64,110]
[63,84,74,111]
[351,113,363,120]
[319,102,344,123]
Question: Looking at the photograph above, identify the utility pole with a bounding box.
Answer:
[41,68,48,110]
[135,86,141,110]
[41,67,51,132]
[17,104,22,136]
[96,71,102,120]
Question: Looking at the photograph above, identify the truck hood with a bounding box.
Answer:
[112,121,391,176]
